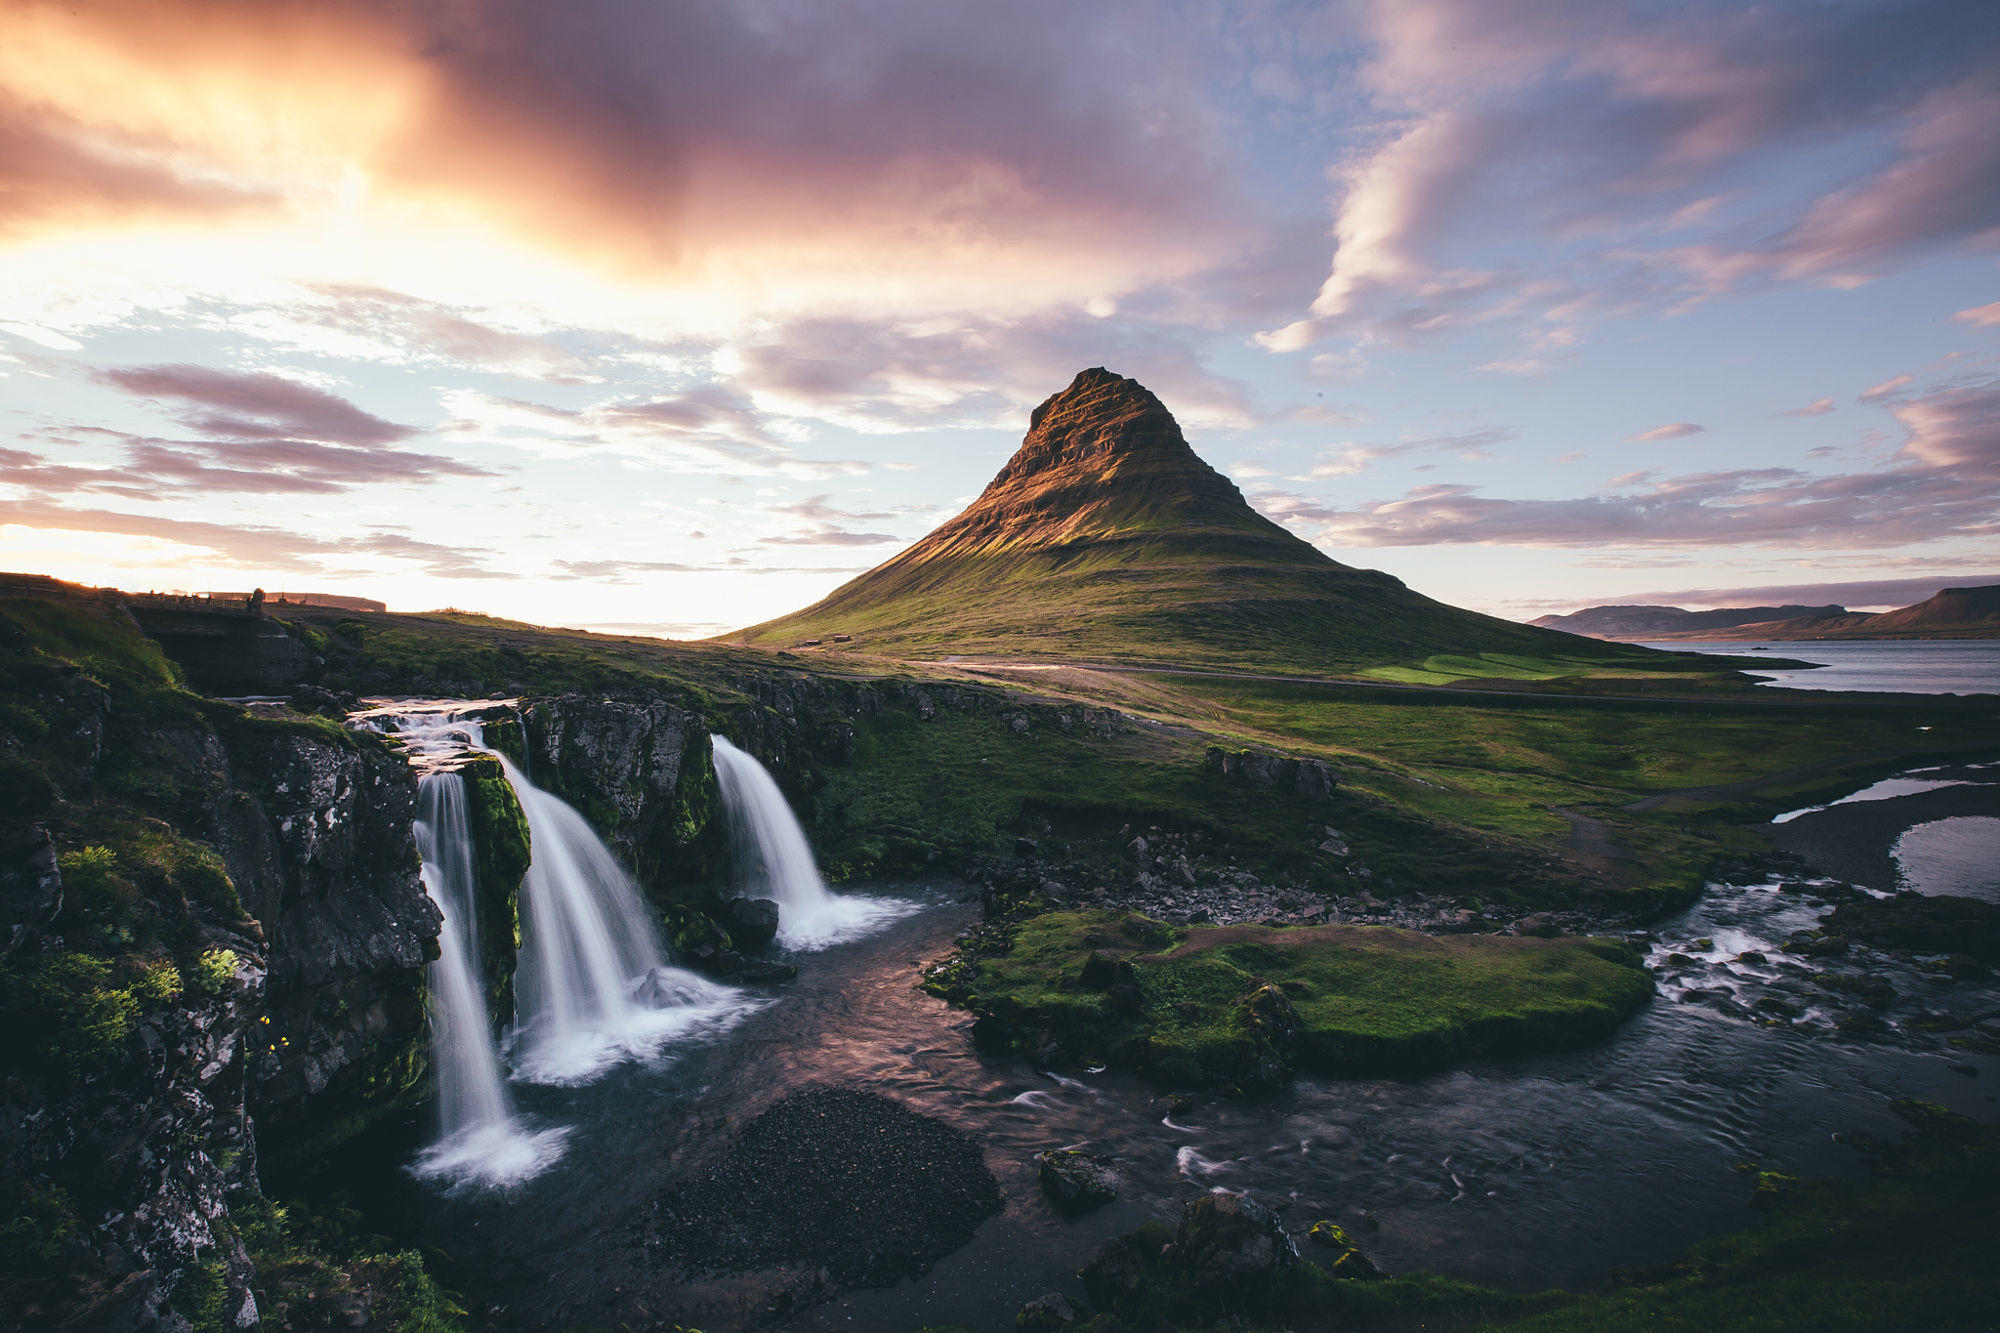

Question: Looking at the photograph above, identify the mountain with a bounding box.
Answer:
[1641,584,2000,641]
[726,368,1631,672]
[1530,603,1846,640]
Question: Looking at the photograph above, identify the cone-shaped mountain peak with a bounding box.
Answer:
[998,366,1207,487]
[728,368,1609,673]
[903,367,1308,564]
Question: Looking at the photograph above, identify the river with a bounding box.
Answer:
[352,881,1994,1331]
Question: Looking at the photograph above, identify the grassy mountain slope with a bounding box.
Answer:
[726,368,1647,675]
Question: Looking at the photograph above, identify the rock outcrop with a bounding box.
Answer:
[1037,1148,1119,1212]
[209,723,439,1157]
[1,596,446,1327]
[2,949,267,1331]
[514,695,721,897]
[1206,747,1337,799]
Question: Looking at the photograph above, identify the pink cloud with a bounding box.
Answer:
[1628,422,1705,442]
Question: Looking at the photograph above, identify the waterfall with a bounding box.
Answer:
[356,699,757,1186]
[710,734,918,950]
[408,771,568,1189]
[498,755,751,1086]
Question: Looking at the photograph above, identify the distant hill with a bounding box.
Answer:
[725,368,1639,673]
[1529,603,1845,640]
[1638,585,2000,641]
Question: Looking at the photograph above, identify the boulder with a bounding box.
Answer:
[1305,1220,1382,1279]
[722,895,781,949]
[1080,1228,1163,1306]
[1206,748,1337,799]
[1172,1193,1299,1287]
[1233,982,1301,1092]
[1038,1149,1119,1212]
[1016,1292,1081,1329]
[1078,950,1136,990]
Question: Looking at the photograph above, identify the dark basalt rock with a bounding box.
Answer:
[721,895,780,949]
[1206,747,1337,799]
[1037,1148,1119,1212]
[518,694,721,901]
[1173,1192,1301,1288]
[213,724,439,1154]
[1017,1291,1082,1329]
[1233,981,1301,1093]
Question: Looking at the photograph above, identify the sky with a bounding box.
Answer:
[2,0,1997,637]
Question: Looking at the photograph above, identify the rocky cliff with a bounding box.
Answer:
[0,597,441,1329]
[206,720,439,1161]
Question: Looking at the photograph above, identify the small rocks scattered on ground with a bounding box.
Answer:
[975,829,1600,938]
[647,1086,1002,1289]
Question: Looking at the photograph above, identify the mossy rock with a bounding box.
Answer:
[946,909,1654,1087]
[458,755,529,1032]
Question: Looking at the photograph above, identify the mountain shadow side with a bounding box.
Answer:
[727,368,1634,673]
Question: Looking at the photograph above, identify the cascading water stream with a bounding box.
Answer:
[357,701,758,1183]
[710,733,919,949]
[409,771,568,1188]
[497,754,751,1085]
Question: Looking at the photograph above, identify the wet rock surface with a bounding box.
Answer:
[720,895,780,949]
[214,725,438,1147]
[519,694,716,893]
[648,1085,1002,1288]
[1037,1147,1119,1212]
[1646,879,2000,1056]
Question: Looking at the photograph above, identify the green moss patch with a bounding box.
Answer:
[936,909,1652,1087]
[458,755,530,1031]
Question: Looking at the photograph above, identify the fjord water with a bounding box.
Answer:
[1642,638,2000,693]
[499,752,750,1085]
[409,773,569,1188]
[710,733,917,949]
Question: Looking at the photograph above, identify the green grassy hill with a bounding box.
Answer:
[725,368,1645,675]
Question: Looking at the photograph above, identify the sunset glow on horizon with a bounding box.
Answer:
[3,0,1997,635]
